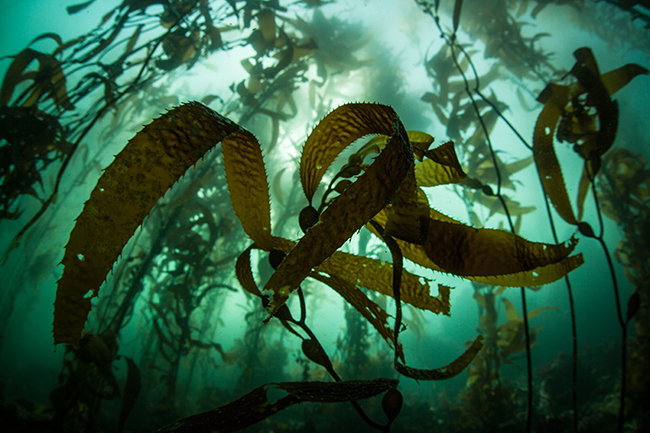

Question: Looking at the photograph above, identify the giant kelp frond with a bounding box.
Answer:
[533,47,648,226]
[54,101,270,345]
[54,100,585,430]
[154,378,398,433]
[266,104,414,319]
[55,100,584,345]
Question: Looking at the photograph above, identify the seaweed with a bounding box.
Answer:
[51,100,582,430]
[2,1,650,432]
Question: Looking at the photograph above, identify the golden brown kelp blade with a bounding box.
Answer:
[318,251,451,315]
[421,218,580,278]
[396,335,483,380]
[414,140,466,187]
[533,48,648,226]
[371,208,583,287]
[299,103,412,203]
[155,379,397,433]
[264,103,413,319]
[54,102,271,346]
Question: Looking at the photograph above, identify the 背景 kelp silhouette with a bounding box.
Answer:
[52,100,584,431]
[0,0,354,259]
[0,0,241,344]
[416,1,648,431]
[48,328,142,433]
[597,148,650,431]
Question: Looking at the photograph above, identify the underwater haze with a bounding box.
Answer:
[1,0,649,432]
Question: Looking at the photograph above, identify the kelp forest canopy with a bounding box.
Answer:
[0,1,649,433]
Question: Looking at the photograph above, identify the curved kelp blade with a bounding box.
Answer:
[396,335,483,380]
[155,379,398,433]
[600,63,649,96]
[222,129,273,250]
[235,245,263,297]
[318,251,451,316]
[118,357,141,433]
[414,141,466,187]
[570,48,619,160]
[54,102,271,345]
[265,104,413,318]
[0,48,74,110]
[372,209,583,287]
[533,83,577,225]
[422,218,581,277]
[299,103,412,203]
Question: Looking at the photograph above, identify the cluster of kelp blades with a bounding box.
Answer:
[53,4,648,431]
[53,97,592,432]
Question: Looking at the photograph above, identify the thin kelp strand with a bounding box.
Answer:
[368,220,404,358]
[586,166,627,433]
[430,13,534,433]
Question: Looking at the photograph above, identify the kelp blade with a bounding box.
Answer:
[317,250,451,315]
[371,209,583,287]
[54,102,271,345]
[533,83,578,225]
[414,141,466,187]
[397,335,483,380]
[264,103,413,318]
[299,103,412,202]
[155,379,397,433]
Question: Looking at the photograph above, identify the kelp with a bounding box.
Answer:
[533,47,648,226]
[154,378,398,433]
[52,100,585,430]
[53,100,583,342]
[415,3,650,427]
[2,0,326,260]
[597,148,650,430]
[0,106,70,220]
[531,50,648,432]
[53,102,245,345]
[4,1,649,431]
[49,330,142,433]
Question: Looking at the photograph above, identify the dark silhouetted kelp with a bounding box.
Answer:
[2,1,650,432]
